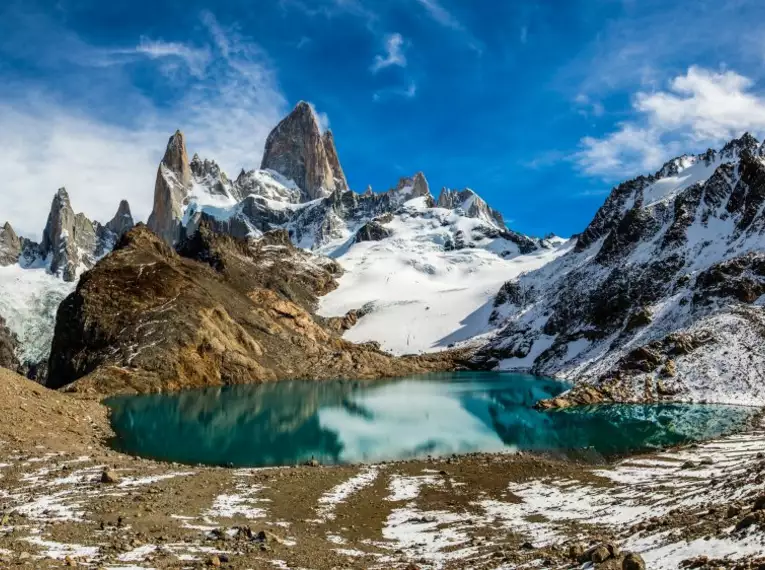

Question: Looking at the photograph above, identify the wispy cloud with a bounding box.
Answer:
[415,0,463,30]
[0,7,287,237]
[370,33,407,73]
[576,66,765,177]
[134,37,211,78]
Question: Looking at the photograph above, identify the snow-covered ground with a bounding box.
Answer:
[318,199,571,355]
[0,260,75,365]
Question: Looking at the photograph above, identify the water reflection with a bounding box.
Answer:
[106,372,755,467]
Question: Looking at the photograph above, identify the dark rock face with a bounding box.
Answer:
[0,316,19,372]
[260,102,341,201]
[147,131,192,245]
[0,222,21,266]
[105,200,135,238]
[354,221,392,243]
[46,225,459,394]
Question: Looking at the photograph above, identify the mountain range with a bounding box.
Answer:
[1,101,764,404]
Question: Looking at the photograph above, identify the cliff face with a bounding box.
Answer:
[46,225,459,395]
[260,102,342,200]
[0,223,21,266]
[147,131,192,245]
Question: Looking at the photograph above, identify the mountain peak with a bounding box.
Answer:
[148,131,194,244]
[105,200,135,238]
[437,187,505,228]
[0,221,21,266]
[260,102,344,200]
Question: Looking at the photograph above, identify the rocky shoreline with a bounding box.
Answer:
[1,367,765,569]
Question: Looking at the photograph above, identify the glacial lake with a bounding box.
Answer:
[106,372,757,467]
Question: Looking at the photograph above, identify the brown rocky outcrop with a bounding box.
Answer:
[47,224,459,395]
[0,222,21,266]
[260,102,342,200]
[147,131,192,244]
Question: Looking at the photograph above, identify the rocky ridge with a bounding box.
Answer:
[46,224,460,394]
[475,133,765,405]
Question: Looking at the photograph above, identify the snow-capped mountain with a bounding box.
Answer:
[140,101,560,355]
[0,189,135,374]
[474,133,765,405]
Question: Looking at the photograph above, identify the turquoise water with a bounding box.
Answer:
[106,372,756,467]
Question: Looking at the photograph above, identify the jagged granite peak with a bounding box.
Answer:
[721,131,760,160]
[190,153,240,201]
[260,101,340,201]
[394,172,430,200]
[40,188,80,281]
[0,222,21,266]
[321,130,348,192]
[105,200,135,238]
[437,187,505,228]
[147,130,193,244]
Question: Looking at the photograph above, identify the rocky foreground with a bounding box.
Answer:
[0,367,763,569]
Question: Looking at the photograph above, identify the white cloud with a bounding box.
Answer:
[134,37,211,78]
[574,93,605,118]
[576,66,765,177]
[307,101,331,132]
[0,10,287,238]
[519,26,528,45]
[414,0,463,31]
[370,33,406,73]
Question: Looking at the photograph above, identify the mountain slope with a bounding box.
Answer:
[474,134,765,405]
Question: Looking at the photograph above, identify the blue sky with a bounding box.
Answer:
[3,0,765,238]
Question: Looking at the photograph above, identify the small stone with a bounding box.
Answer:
[623,552,646,570]
[727,504,742,518]
[207,555,221,567]
[681,460,696,470]
[699,457,713,466]
[753,494,765,511]
[736,512,761,531]
[520,541,534,550]
[101,469,119,484]
[568,543,585,560]
[64,555,76,567]
[590,545,611,563]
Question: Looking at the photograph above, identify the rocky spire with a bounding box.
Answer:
[393,172,431,202]
[437,188,505,228]
[322,130,348,192]
[260,101,344,201]
[40,188,79,281]
[0,222,21,266]
[105,200,135,238]
[147,130,192,244]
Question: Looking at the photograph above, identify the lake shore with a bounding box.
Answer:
[2,368,765,569]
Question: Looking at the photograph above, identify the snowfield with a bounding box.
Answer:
[318,198,571,355]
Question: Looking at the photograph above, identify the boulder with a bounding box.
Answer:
[622,552,646,570]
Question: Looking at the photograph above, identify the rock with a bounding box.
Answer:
[260,101,341,200]
[736,511,765,530]
[568,543,585,560]
[0,222,21,266]
[726,504,742,518]
[662,359,678,378]
[105,200,135,238]
[681,461,696,470]
[354,221,392,243]
[622,552,646,570]
[100,469,119,484]
[64,555,76,566]
[699,457,713,466]
[322,130,348,192]
[207,555,221,567]
[147,131,192,245]
[437,187,505,228]
[0,316,20,372]
[754,494,765,511]
[589,544,611,563]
